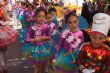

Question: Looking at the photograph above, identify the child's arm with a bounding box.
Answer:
[31,25,51,42]
[2,10,10,21]
[76,45,87,71]
[103,51,110,73]
[40,26,52,41]
[26,26,35,42]
[54,33,64,60]
[26,13,31,22]
[52,23,57,35]
[56,32,65,52]
[64,48,72,56]
[0,10,10,26]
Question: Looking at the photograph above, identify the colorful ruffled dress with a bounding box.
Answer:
[48,22,58,45]
[0,9,18,46]
[26,9,36,25]
[18,27,28,43]
[0,25,18,46]
[17,8,30,27]
[18,9,35,44]
[22,24,55,64]
[55,29,83,73]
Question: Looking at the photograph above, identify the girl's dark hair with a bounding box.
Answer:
[21,2,26,6]
[65,11,78,24]
[35,7,47,17]
[48,7,56,12]
[28,4,34,9]
[47,11,53,15]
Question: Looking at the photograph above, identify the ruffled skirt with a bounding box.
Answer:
[55,48,79,72]
[0,26,18,46]
[22,42,55,64]
[18,28,28,43]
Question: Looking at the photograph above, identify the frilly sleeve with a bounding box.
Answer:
[77,31,84,43]
[26,26,35,42]
[56,30,68,52]
[46,25,52,39]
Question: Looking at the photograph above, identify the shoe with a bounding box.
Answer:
[49,66,56,71]
[45,68,49,73]
[50,65,56,71]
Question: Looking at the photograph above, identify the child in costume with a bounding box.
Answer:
[77,13,110,73]
[55,12,84,73]
[22,7,55,73]
[17,1,29,27]
[45,12,57,72]
[26,4,36,25]
[47,12,57,35]
[48,7,62,45]
[18,3,35,44]
[48,7,59,28]
[0,4,18,73]
[47,12,57,44]
[12,1,20,19]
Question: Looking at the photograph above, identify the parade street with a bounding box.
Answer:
[7,38,58,73]
[0,0,110,73]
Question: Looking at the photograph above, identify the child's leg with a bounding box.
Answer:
[45,61,49,72]
[41,63,47,73]
[34,64,41,73]
[2,51,8,73]
[0,53,4,72]
[50,58,56,70]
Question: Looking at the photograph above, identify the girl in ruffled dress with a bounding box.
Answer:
[0,3,18,73]
[19,4,36,43]
[55,12,84,73]
[17,1,29,27]
[26,4,36,25]
[19,3,36,44]
[47,12,57,44]
[22,7,55,73]
[45,12,57,72]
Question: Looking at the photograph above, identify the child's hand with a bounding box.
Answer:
[52,30,57,35]
[82,68,95,73]
[31,37,42,42]
[30,17,32,20]
[31,36,50,42]
[41,36,51,41]
[64,53,67,57]
[64,49,72,57]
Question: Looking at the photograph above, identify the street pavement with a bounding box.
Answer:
[7,38,60,73]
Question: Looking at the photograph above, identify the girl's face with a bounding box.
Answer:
[28,5,33,11]
[68,16,79,31]
[90,34,106,48]
[21,4,25,8]
[36,11,46,25]
[47,13,53,24]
